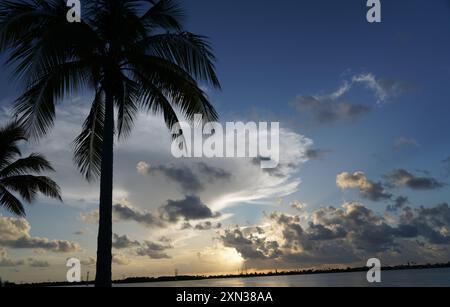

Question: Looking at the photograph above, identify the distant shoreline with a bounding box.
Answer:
[3,261,450,287]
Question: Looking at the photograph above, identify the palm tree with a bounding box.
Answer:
[0,122,61,216]
[0,0,220,287]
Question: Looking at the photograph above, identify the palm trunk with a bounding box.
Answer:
[95,90,114,287]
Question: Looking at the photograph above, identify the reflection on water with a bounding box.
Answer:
[117,268,450,287]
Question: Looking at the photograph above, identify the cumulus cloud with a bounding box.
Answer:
[0,217,81,253]
[218,202,450,268]
[385,169,445,190]
[220,228,282,260]
[337,172,392,201]
[136,161,151,175]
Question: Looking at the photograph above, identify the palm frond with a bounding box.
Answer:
[143,32,221,89]
[128,53,218,122]
[73,91,105,182]
[0,186,25,216]
[14,60,91,139]
[0,175,62,203]
[0,153,55,177]
[0,122,26,169]
[141,0,184,30]
[115,77,139,139]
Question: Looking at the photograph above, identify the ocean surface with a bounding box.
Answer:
[117,268,450,287]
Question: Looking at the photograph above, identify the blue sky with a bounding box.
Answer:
[1,0,450,283]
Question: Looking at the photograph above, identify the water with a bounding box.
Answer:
[117,268,450,287]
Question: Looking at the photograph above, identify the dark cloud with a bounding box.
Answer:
[136,241,173,259]
[337,172,392,201]
[0,217,81,253]
[153,164,203,193]
[219,202,450,268]
[139,162,231,193]
[159,196,220,223]
[386,169,445,190]
[112,234,140,250]
[387,196,409,212]
[220,228,282,260]
[305,149,331,160]
[293,95,372,124]
[113,203,165,228]
[197,162,232,181]
[1,237,80,253]
[194,222,222,231]
[398,204,450,245]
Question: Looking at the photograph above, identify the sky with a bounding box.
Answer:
[1,0,450,283]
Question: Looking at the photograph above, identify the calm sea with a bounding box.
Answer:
[117,268,450,287]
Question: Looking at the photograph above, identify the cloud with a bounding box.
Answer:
[136,161,151,175]
[28,258,50,268]
[80,196,221,230]
[159,196,220,223]
[80,257,96,266]
[219,202,450,268]
[351,74,408,103]
[136,241,173,259]
[305,149,331,161]
[0,248,25,267]
[152,164,203,193]
[194,221,222,231]
[220,228,282,260]
[197,162,232,181]
[112,253,131,266]
[293,95,372,124]
[113,203,165,228]
[138,162,231,194]
[393,137,419,150]
[399,203,450,245]
[0,217,81,253]
[385,169,445,190]
[112,234,140,250]
[337,172,392,201]
[80,210,100,224]
[293,73,409,124]
[387,196,410,212]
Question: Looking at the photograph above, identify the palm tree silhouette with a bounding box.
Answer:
[0,122,61,216]
[0,0,220,287]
